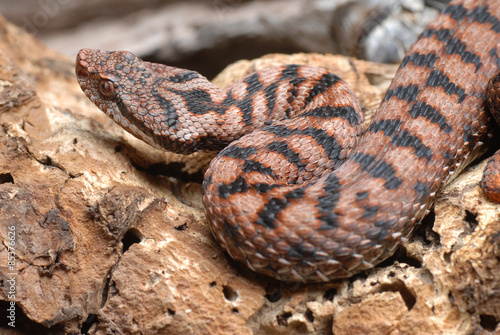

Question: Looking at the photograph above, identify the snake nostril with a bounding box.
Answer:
[76,66,89,79]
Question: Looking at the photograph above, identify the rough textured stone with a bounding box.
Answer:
[334,291,408,334]
[0,12,500,335]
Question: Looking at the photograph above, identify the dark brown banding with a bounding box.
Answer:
[255,188,306,229]
[426,70,467,103]
[303,73,341,106]
[167,71,199,83]
[368,120,433,161]
[408,101,452,132]
[350,153,402,190]
[303,106,361,126]
[244,73,263,95]
[400,52,438,68]
[382,84,420,103]
[265,125,342,160]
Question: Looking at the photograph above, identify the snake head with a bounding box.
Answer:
[75,48,182,151]
[76,48,233,154]
[76,49,135,106]
[76,48,143,123]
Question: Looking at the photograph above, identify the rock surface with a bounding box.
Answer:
[0,13,499,335]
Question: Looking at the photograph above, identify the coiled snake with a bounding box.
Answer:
[76,0,500,282]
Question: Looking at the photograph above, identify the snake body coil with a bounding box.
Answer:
[76,0,500,282]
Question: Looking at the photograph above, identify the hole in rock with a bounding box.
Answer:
[444,251,452,263]
[142,161,204,184]
[349,270,369,282]
[81,314,98,334]
[413,210,440,246]
[265,286,282,302]
[402,254,423,269]
[323,288,337,301]
[448,292,455,305]
[175,223,188,231]
[305,309,314,323]
[42,155,52,165]
[231,308,239,314]
[209,281,217,287]
[73,138,78,145]
[480,314,499,331]
[168,308,176,316]
[464,210,479,230]
[108,280,119,297]
[375,246,422,271]
[115,146,122,152]
[222,285,238,301]
[277,312,292,326]
[0,173,14,184]
[122,228,145,252]
[379,282,416,311]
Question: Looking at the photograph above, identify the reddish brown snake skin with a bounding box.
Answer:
[76,0,500,282]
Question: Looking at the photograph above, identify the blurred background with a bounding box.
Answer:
[0,0,449,78]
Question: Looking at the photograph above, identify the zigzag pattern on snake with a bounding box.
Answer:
[76,0,500,283]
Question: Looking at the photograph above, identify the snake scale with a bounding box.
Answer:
[76,0,500,283]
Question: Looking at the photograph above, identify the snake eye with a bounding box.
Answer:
[99,80,114,97]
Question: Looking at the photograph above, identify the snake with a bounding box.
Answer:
[75,0,500,283]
